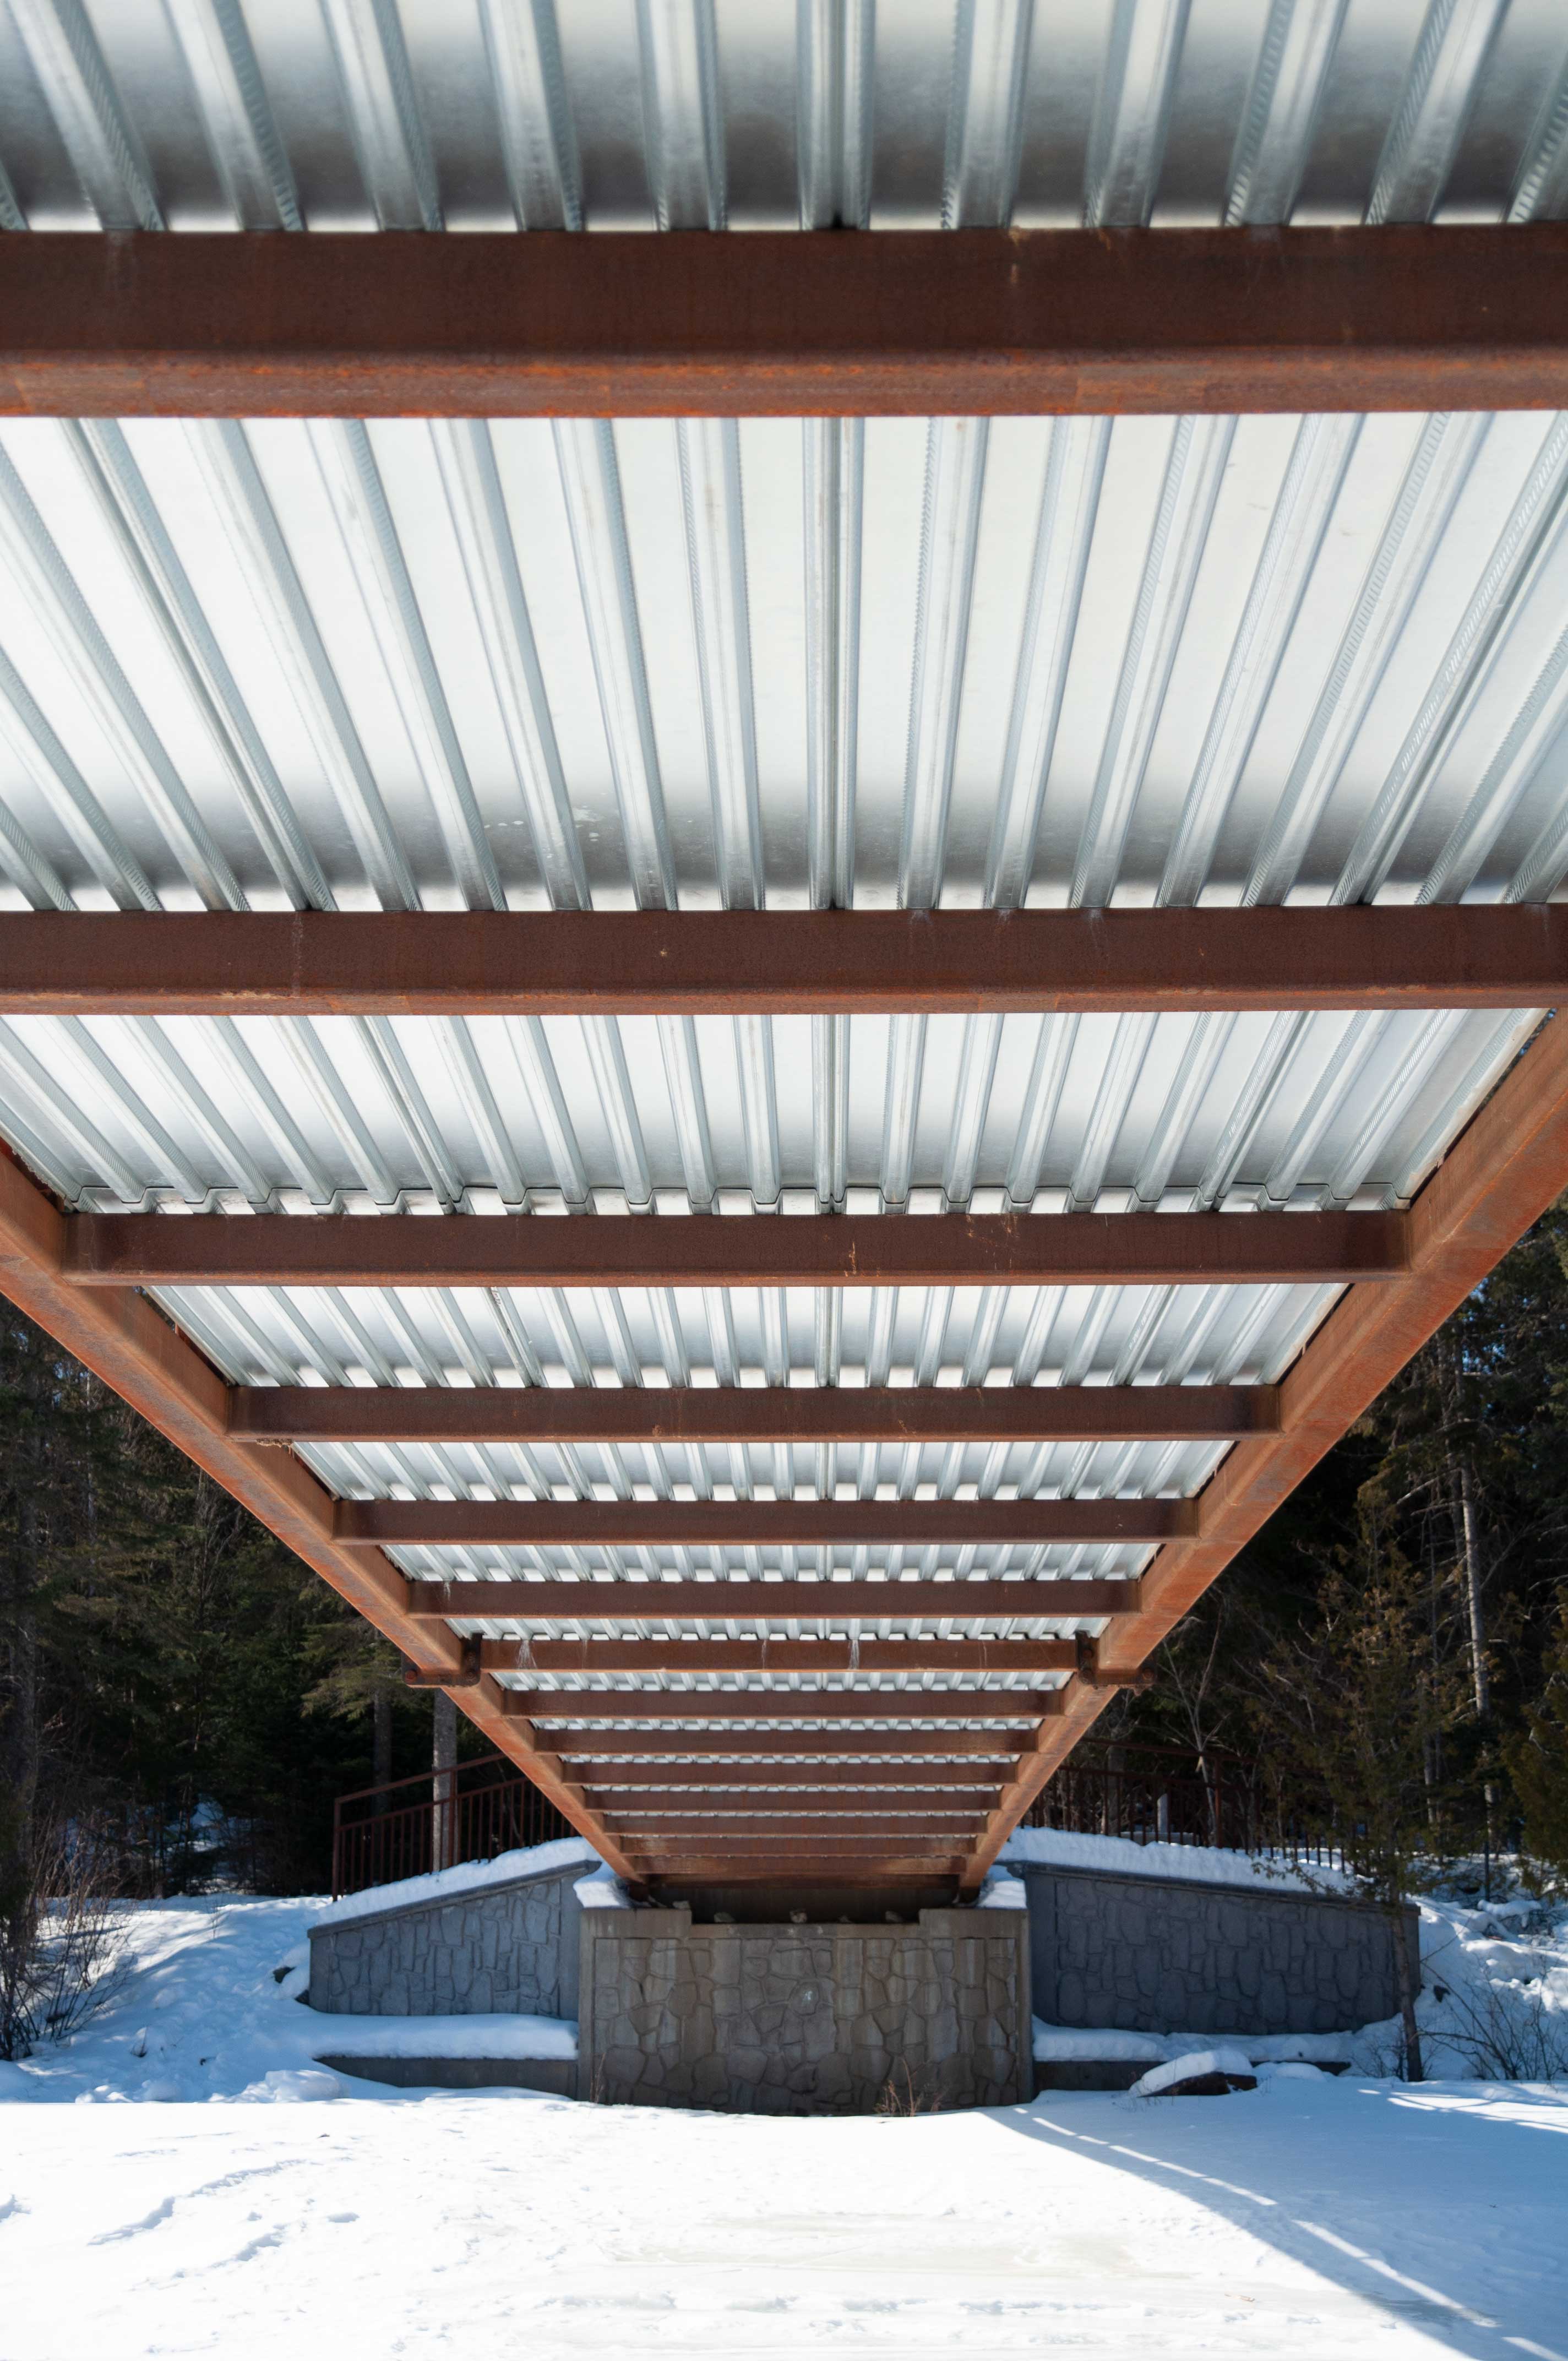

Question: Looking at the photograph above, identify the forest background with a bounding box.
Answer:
[3,1198,1568,1900]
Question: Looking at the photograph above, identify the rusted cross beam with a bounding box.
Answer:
[481,1638,1079,1676]
[505,1690,1060,1724]
[405,1579,1138,1623]
[584,1777,1004,1803]
[232,1382,1273,1446]
[336,1498,1188,1549]
[4,227,1568,416]
[611,1824,987,1845]
[64,1209,1407,1292]
[552,1730,1027,1760]
[0,906,1562,1015]
[621,1840,970,1862]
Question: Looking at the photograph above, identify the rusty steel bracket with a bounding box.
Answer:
[402,1634,482,1690]
[1074,1633,1155,1694]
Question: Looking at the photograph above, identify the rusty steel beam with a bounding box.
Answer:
[959,1007,1568,1891]
[5,228,1568,416]
[407,1577,1137,1623]
[585,1779,1004,1804]
[599,1800,993,1821]
[232,1379,1273,1447]
[505,1689,1060,1724]
[483,1638,1077,1676]
[339,1497,1188,1549]
[611,1809,984,1825]
[4,907,1567,1017]
[612,1825,984,1846]
[602,1814,989,1836]
[620,1835,966,1855]
[66,1207,1406,1292]
[633,1851,963,1870]
[637,1874,963,1887]
[587,1772,1003,1792]
[0,1137,627,1874]
[553,1730,1027,1760]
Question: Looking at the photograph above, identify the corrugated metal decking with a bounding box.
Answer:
[3,2,1568,1890]
[3,1,1568,236]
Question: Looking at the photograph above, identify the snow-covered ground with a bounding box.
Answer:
[3,2047,1566,2356]
[1,1881,1565,2357]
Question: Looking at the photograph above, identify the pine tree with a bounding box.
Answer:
[1251,1513,1469,2079]
[1505,1598,1568,1883]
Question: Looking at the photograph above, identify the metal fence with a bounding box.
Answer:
[1022,1742,1343,1870]
[331,1741,1341,1897]
[330,1753,571,1900]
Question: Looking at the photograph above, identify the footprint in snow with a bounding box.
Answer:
[90,2194,177,2245]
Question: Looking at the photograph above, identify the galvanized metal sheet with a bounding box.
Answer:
[5,413,1568,923]
[3,1,1568,236]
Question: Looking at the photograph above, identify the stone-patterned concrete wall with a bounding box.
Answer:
[308,1861,583,2020]
[578,1907,1031,2115]
[1021,1864,1420,2036]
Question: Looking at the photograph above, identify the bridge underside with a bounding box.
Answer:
[6,4,1568,1900]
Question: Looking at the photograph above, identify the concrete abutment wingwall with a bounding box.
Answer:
[1017,1862,1419,2037]
[305,1853,1419,2109]
[308,1858,585,2020]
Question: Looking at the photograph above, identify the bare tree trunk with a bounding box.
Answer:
[1424,1513,1444,1835]
[1456,1456,1499,1894]
[431,1690,456,1874]
[1457,1459,1489,1718]
[1392,1902,1423,2082]
[1197,1750,1221,1847]
[1102,1743,1124,1837]
[372,1683,393,1809]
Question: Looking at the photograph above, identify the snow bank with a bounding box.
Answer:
[976,1873,1028,1911]
[1031,2019,1353,2066]
[1033,2021,1166,2063]
[0,1897,592,2107]
[309,1837,601,1929]
[574,1864,634,1911]
[312,2012,577,2061]
[1347,1894,1568,2077]
[1131,2047,1255,2097]
[999,1825,1346,1893]
[237,2068,344,2103]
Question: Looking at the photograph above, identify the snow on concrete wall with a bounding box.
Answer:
[999,1827,1342,1892]
[309,1840,601,1930]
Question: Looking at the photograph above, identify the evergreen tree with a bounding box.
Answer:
[1251,1513,1470,2077]
[0,1302,433,1898]
[1505,1599,1568,1883]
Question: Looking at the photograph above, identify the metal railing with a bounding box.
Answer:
[333,1741,1341,1896]
[331,1752,571,1899]
[1023,1742,1343,1870]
